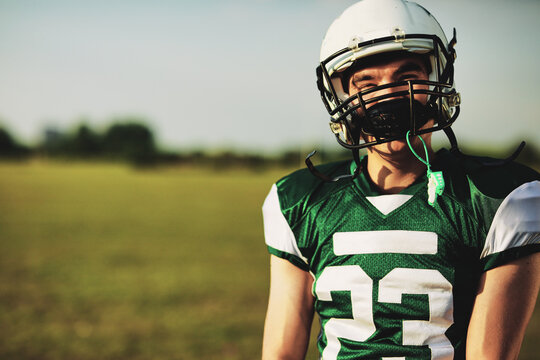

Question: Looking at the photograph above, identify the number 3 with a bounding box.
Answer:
[314,231,455,360]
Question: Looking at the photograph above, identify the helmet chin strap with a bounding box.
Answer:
[306,99,433,183]
[306,98,434,183]
[306,106,526,184]
[305,149,361,183]
[443,127,526,167]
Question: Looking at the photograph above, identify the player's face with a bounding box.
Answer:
[347,54,430,111]
[347,54,432,156]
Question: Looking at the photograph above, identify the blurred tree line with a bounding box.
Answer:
[1,120,539,170]
[40,122,159,166]
[0,120,347,169]
[0,121,171,166]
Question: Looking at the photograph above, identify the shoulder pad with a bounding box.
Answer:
[275,160,353,211]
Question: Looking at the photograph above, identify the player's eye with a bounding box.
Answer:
[352,81,376,92]
[398,73,421,81]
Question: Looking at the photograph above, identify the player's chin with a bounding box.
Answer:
[373,141,411,156]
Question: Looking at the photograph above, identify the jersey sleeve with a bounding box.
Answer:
[262,184,309,271]
[480,180,540,271]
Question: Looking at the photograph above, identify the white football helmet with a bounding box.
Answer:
[316,0,461,150]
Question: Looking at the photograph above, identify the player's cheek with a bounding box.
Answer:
[414,85,429,104]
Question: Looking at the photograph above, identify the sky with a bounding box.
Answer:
[1,0,539,153]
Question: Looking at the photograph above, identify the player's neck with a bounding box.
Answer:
[365,145,434,194]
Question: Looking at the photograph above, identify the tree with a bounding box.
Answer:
[102,122,157,165]
[0,126,30,158]
[71,124,101,157]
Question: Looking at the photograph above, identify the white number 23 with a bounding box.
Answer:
[314,230,455,360]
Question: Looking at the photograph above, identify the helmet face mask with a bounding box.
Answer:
[316,0,461,150]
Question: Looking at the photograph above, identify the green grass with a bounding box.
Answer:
[0,161,287,359]
[0,161,537,359]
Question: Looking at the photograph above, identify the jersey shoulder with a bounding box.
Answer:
[274,160,354,212]
[437,149,540,247]
[459,153,540,199]
[435,149,540,200]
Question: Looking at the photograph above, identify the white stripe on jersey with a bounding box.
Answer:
[262,184,308,264]
[333,230,438,255]
[482,180,540,259]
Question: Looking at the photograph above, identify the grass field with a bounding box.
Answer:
[0,160,538,359]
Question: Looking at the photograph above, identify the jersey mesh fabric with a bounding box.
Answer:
[263,148,540,359]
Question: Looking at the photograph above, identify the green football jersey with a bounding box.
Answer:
[262,149,540,360]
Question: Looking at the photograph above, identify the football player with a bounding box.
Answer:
[261,0,540,359]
